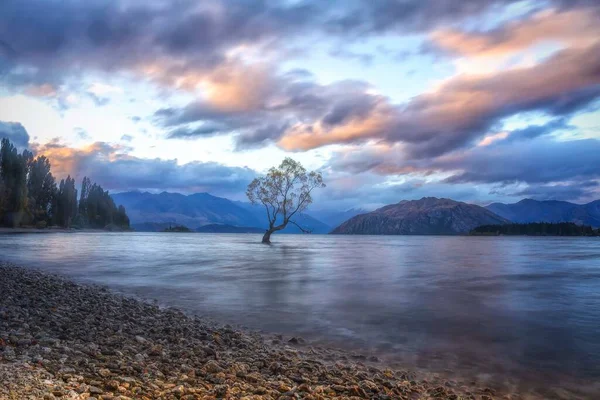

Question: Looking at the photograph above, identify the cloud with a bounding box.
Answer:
[233,124,289,151]
[167,124,226,139]
[328,48,374,66]
[156,28,599,158]
[278,41,600,156]
[24,84,58,98]
[502,118,572,142]
[33,140,257,196]
[157,69,391,149]
[324,124,600,203]
[87,93,110,107]
[430,7,600,58]
[0,0,317,91]
[3,0,582,92]
[510,181,599,201]
[312,168,506,211]
[74,127,91,140]
[3,0,599,207]
[325,0,521,35]
[3,1,598,160]
[328,133,600,188]
[441,137,600,185]
[0,121,30,148]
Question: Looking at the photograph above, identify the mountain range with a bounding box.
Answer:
[111,191,261,230]
[111,191,350,233]
[485,199,600,227]
[111,191,600,235]
[332,197,509,235]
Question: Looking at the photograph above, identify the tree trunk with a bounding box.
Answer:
[262,228,274,244]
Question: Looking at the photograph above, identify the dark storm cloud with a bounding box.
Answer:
[0,121,30,148]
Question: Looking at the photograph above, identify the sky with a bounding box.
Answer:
[0,0,599,211]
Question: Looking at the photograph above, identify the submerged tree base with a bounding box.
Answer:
[262,229,273,244]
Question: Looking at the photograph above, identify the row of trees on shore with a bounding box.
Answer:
[0,138,129,229]
[471,222,600,236]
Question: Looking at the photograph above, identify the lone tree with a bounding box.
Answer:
[247,158,325,244]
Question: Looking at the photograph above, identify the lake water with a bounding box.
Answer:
[2,232,600,391]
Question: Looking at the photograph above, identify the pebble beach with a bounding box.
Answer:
[0,262,592,400]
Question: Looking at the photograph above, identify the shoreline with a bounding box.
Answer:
[0,228,130,234]
[2,227,598,237]
[0,262,594,399]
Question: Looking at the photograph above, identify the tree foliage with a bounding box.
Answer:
[79,177,129,229]
[54,176,78,228]
[0,138,30,226]
[247,158,325,243]
[27,155,56,225]
[0,138,130,230]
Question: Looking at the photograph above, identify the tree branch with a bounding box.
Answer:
[289,219,312,234]
[263,203,273,226]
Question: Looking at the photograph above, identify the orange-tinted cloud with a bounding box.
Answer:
[431,8,600,58]
[25,84,58,98]
[34,141,130,180]
[30,139,256,194]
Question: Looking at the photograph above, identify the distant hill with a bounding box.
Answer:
[486,199,600,227]
[111,191,261,229]
[308,208,368,229]
[332,197,509,235]
[112,191,331,233]
[196,224,264,233]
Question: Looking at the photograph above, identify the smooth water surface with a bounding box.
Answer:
[2,232,600,385]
